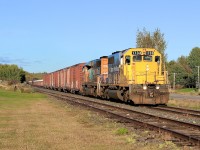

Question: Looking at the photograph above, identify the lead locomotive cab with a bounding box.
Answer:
[117,48,169,104]
[105,48,169,105]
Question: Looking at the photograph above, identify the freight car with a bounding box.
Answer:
[43,63,84,93]
[43,48,169,105]
[30,79,43,87]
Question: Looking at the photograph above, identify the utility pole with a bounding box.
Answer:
[173,73,176,90]
[196,66,200,91]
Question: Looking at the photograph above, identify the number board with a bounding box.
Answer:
[132,51,142,55]
[146,51,154,55]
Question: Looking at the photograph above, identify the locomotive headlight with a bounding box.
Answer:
[156,85,160,90]
[143,85,147,90]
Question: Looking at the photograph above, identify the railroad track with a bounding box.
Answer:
[148,106,200,118]
[35,87,200,147]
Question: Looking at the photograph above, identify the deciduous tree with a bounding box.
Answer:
[187,47,200,87]
[0,64,25,84]
[136,28,167,70]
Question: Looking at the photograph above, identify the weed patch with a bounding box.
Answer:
[126,137,136,144]
[159,141,179,149]
[115,127,129,135]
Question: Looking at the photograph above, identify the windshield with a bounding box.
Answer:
[133,55,142,62]
[143,55,152,62]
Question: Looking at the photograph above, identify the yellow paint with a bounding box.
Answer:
[120,48,166,85]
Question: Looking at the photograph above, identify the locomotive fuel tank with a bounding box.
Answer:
[106,89,123,101]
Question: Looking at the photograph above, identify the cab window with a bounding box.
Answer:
[133,55,142,62]
[125,56,130,65]
[143,55,152,62]
[155,56,160,62]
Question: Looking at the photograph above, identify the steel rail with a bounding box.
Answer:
[149,106,200,118]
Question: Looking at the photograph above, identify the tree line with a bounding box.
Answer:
[0,64,26,84]
[136,28,200,88]
[0,64,46,84]
[167,47,200,88]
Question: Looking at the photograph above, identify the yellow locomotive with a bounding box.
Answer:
[82,48,169,105]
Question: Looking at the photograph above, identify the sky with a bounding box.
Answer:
[0,0,199,73]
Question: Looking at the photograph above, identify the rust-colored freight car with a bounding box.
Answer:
[53,71,59,90]
[65,67,70,91]
[69,63,85,93]
[43,72,53,89]
[43,73,50,88]
[58,69,64,89]
[43,63,85,93]
[32,79,43,87]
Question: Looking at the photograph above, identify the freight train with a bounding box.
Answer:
[33,48,169,105]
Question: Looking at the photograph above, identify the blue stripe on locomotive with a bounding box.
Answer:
[108,51,123,84]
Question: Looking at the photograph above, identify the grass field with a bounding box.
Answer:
[173,88,200,96]
[0,89,179,150]
[168,99,200,110]
[0,89,46,109]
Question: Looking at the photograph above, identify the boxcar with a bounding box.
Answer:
[32,79,44,87]
[69,63,85,93]
[43,63,85,93]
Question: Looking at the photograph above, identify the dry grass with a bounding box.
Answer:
[168,99,200,110]
[0,92,133,150]
[0,89,181,150]
[0,82,34,93]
